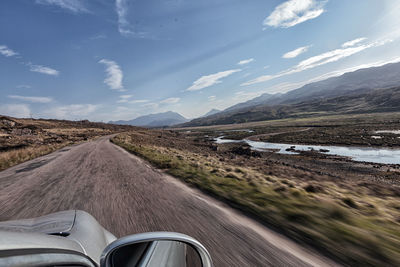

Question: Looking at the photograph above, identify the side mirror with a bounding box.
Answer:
[100,232,213,267]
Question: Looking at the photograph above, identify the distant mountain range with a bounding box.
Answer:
[182,86,400,126]
[181,62,400,126]
[110,111,188,127]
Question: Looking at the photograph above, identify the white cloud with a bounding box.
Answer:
[16,85,31,89]
[114,0,151,38]
[208,95,216,101]
[241,74,274,86]
[160,97,180,104]
[242,39,391,86]
[8,95,53,103]
[29,64,59,76]
[266,81,307,94]
[264,0,326,28]
[238,58,255,65]
[0,104,31,118]
[233,91,265,101]
[0,45,18,57]
[120,94,133,99]
[283,45,311,58]
[90,34,107,40]
[258,56,400,95]
[99,59,125,91]
[116,0,133,36]
[187,69,241,91]
[130,99,149,104]
[296,39,391,70]
[117,94,133,103]
[142,102,159,109]
[35,0,89,13]
[342,37,367,48]
[42,104,98,119]
[304,56,400,83]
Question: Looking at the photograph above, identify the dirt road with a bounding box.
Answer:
[0,136,338,266]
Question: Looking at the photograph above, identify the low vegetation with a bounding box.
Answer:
[112,128,400,266]
[0,143,69,171]
[0,115,136,171]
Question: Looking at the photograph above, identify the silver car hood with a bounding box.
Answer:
[0,210,117,265]
[0,210,75,235]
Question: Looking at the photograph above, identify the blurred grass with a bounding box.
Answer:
[113,133,400,266]
[0,143,70,171]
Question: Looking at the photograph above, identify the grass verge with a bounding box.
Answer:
[112,133,400,266]
[0,142,70,171]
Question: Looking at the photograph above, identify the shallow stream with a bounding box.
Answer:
[215,137,400,164]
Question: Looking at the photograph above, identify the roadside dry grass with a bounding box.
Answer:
[112,132,400,266]
[0,142,70,171]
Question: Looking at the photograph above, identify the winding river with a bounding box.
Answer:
[215,137,400,165]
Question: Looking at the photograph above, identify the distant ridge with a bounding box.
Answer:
[180,62,400,126]
[202,109,221,117]
[110,111,188,127]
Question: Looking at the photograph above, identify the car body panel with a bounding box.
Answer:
[0,210,117,265]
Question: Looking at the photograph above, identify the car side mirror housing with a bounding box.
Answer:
[100,232,213,267]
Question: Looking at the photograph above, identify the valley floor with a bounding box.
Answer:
[114,112,400,266]
[1,112,400,265]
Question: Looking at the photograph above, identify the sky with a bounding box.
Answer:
[1,0,400,121]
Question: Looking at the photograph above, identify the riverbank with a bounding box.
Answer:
[175,112,400,148]
[215,136,400,164]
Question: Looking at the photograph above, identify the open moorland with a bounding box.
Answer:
[113,112,400,266]
[1,112,400,265]
[0,115,137,171]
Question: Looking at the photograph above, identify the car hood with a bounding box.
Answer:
[0,210,117,265]
[0,210,75,235]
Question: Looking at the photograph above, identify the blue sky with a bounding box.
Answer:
[1,0,400,121]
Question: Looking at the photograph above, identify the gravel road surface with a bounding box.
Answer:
[0,136,338,266]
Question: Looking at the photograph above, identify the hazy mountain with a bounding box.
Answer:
[110,111,188,127]
[202,109,221,117]
[282,62,400,103]
[226,62,400,112]
[225,93,282,111]
[181,62,400,127]
[181,87,400,126]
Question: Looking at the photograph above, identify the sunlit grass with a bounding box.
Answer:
[0,143,69,171]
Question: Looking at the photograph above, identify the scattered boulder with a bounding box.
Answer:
[304,184,324,193]
[286,146,296,152]
[11,128,34,136]
[230,145,261,157]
